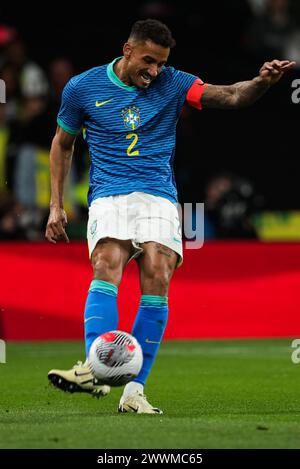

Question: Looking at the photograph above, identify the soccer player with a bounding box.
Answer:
[46,19,295,414]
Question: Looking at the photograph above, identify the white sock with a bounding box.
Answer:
[122,381,144,398]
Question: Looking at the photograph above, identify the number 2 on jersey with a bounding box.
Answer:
[126,133,139,156]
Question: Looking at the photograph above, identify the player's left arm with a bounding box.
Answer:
[201,60,296,110]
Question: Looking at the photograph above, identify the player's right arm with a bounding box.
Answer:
[45,126,76,244]
[45,76,84,244]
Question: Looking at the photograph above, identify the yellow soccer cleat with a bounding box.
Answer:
[48,361,110,398]
[118,391,163,414]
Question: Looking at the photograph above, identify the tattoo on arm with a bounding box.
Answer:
[202,77,271,110]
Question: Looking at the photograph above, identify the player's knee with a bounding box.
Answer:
[92,252,122,286]
[142,267,172,296]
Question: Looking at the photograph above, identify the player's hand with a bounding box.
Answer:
[45,206,70,244]
[259,60,296,85]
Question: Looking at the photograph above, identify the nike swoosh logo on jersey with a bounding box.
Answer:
[95,98,113,107]
[145,338,161,344]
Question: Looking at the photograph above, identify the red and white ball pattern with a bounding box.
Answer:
[88,331,143,386]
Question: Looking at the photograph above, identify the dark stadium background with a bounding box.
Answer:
[1,1,299,211]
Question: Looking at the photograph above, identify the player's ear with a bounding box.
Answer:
[123,42,133,59]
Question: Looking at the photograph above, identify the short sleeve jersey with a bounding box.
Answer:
[57,57,207,206]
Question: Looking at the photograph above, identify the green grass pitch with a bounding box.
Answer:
[0,339,299,449]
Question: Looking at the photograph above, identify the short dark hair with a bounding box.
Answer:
[129,19,176,48]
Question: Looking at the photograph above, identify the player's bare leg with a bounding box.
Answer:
[48,238,132,397]
[137,242,177,296]
[119,241,177,414]
[91,237,133,286]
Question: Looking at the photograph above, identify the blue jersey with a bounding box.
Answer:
[57,57,200,205]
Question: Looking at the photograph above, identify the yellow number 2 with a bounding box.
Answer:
[126,133,139,156]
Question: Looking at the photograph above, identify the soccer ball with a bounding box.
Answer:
[88,330,143,386]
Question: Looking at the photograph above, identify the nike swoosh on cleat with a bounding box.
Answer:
[74,371,92,377]
[95,98,113,107]
[127,405,138,412]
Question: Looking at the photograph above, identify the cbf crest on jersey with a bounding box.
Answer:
[121,106,140,130]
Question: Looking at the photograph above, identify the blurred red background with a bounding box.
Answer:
[1,241,300,341]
